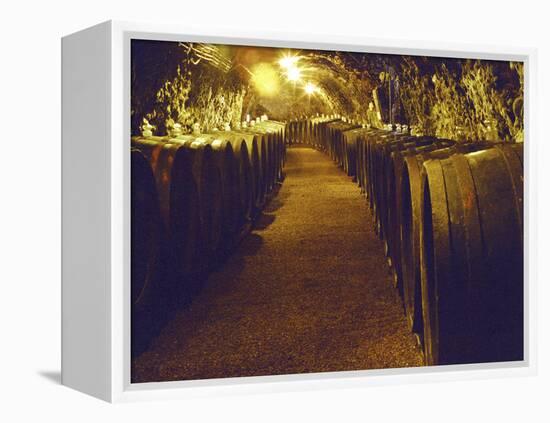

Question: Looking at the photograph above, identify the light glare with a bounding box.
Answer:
[278,55,300,69]
[304,82,317,95]
[286,66,301,82]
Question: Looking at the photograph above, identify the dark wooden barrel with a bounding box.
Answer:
[324,121,360,167]
[213,133,254,224]
[342,127,372,180]
[326,121,341,162]
[236,130,264,211]
[267,134,276,192]
[257,132,270,199]
[293,120,299,144]
[357,135,368,193]
[288,120,300,145]
[274,130,283,182]
[131,137,202,299]
[247,126,274,196]
[288,120,298,145]
[366,131,421,239]
[357,130,382,196]
[309,118,319,148]
[131,148,163,309]
[316,119,340,153]
[194,136,240,252]
[257,120,286,187]
[284,121,291,145]
[336,124,362,173]
[420,143,523,365]
[377,135,426,244]
[365,130,394,215]
[399,142,494,334]
[271,123,286,185]
[164,138,223,270]
[298,120,307,144]
[383,138,456,290]
[130,148,166,354]
[295,120,303,144]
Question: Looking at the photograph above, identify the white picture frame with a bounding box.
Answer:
[61,20,537,403]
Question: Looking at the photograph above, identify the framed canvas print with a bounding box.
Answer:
[61,21,536,402]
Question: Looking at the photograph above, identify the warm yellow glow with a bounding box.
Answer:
[286,66,301,82]
[304,82,317,95]
[278,54,303,82]
[278,54,300,70]
[251,63,280,97]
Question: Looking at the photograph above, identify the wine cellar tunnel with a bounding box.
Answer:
[130,40,524,382]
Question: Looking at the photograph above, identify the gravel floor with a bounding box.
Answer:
[132,146,424,383]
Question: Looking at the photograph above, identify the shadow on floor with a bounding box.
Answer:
[254,212,276,230]
[263,184,288,214]
[37,370,61,384]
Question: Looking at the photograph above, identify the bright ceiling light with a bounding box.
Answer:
[278,55,300,69]
[279,54,303,82]
[304,82,317,95]
[286,66,301,82]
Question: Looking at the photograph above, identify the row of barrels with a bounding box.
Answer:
[289,116,524,366]
[131,120,286,353]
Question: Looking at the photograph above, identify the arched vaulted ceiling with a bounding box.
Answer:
[131,40,523,141]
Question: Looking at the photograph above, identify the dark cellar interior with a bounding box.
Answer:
[130,40,524,382]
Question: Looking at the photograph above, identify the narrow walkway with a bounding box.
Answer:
[133,146,423,382]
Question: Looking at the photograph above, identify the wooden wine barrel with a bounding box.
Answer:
[266,131,276,192]
[289,120,301,144]
[288,120,298,145]
[248,126,275,195]
[194,139,223,261]
[342,127,372,180]
[316,119,341,153]
[256,120,286,186]
[257,133,270,199]
[284,121,291,145]
[317,118,338,151]
[358,128,396,200]
[304,117,316,147]
[213,132,254,224]
[257,122,284,177]
[269,123,286,185]
[366,131,420,238]
[304,119,313,146]
[364,130,394,214]
[399,142,494,335]
[274,130,284,182]
[356,135,368,193]
[298,120,307,144]
[235,130,264,210]
[335,124,362,172]
[248,120,286,193]
[131,137,202,299]
[193,136,240,251]
[326,121,341,162]
[420,143,523,365]
[130,148,167,355]
[295,120,303,144]
[309,118,320,149]
[162,138,223,271]
[325,121,360,167]
[377,136,429,243]
[382,138,456,290]
[266,134,276,193]
[357,130,384,196]
[131,148,163,309]
[294,120,300,144]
